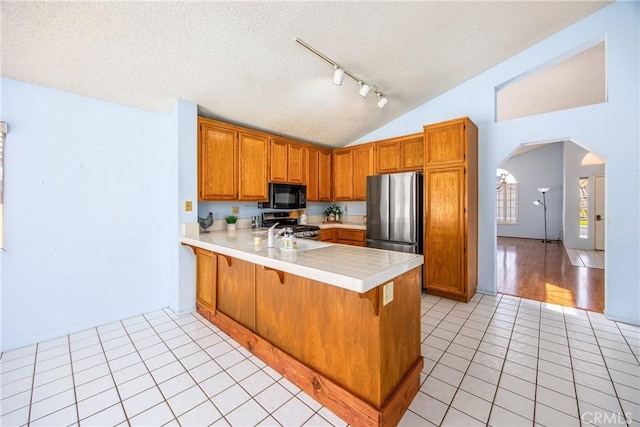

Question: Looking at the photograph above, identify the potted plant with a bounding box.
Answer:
[323,204,343,223]
[225,215,238,231]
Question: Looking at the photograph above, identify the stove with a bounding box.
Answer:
[262,211,321,239]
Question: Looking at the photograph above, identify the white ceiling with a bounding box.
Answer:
[1,1,610,147]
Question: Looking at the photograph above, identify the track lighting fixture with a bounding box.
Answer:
[332,66,344,86]
[358,82,371,98]
[376,91,388,109]
[295,37,388,109]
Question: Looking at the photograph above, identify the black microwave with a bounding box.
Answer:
[259,183,307,209]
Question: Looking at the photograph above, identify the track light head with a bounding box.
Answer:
[332,66,344,86]
[295,38,388,108]
[358,82,371,98]
[376,92,388,109]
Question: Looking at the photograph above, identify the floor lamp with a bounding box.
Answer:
[533,187,551,243]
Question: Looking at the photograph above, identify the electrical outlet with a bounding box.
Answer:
[185,201,192,212]
[232,206,239,215]
[383,281,394,305]
[344,204,348,213]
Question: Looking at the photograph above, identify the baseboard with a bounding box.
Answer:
[603,311,640,326]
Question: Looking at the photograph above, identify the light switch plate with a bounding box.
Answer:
[232,206,240,215]
[383,281,394,305]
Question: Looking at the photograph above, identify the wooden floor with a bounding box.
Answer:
[497,237,605,313]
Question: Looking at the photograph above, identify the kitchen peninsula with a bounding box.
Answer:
[181,228,424,426]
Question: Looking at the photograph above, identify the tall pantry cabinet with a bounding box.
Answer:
[423,117,478,302]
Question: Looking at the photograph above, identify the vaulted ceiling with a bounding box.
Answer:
[1,1,610,147]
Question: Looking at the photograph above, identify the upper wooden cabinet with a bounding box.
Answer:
[332,149,353,201]
[270,138,305,184]
[198,120,238,200]
[352,145,374,200]
[238,132,269,201]
[198,117,269,201]
[401,135,424,171]
[318,150,332,201]
[306,146,332,202]
[424,119,467,167]
[332,144,373,201]
[375,140,401,174]
[374,133,423,174]
[423,117,478,302]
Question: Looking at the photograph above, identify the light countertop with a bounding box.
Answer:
[181,228,423,293]
[311,221,366,230]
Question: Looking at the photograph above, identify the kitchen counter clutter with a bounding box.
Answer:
[181,227,422,293]
[182,225,424,426]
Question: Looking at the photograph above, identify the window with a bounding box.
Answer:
[579,177,589,238]
[496,169,518,224]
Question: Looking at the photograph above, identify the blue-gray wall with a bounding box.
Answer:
[497,143,564,240]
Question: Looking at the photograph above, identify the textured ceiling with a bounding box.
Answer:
[1,1,610,147]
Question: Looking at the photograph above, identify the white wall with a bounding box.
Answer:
[351,2,640,324]
[497,143,564,240]
[0,78,174,351]
[171,100,198,316]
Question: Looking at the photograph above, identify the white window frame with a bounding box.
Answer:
[497,183,519,225]
[579,177,589,239]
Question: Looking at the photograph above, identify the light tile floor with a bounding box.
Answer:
[1,292,639,426]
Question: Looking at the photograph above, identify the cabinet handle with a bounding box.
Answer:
[220,254,232,267]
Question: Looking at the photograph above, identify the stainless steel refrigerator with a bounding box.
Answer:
[366,172,423,254]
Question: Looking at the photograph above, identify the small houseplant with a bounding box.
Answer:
[225,215,238,231]
[323,204,343,222]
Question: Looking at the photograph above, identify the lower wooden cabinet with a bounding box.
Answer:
[195,248,217,313]
[319,228,336,242]
[320,228,366,246]
[336,229,366,246]
[216,254,256,331]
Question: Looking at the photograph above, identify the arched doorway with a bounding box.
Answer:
[495,140,606,312]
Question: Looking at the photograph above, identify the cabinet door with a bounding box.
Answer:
[401,136,424,171]
[352,145,374,200]
[424,119,466,167]
[239,132,269,201]
[332,149,353,201]
[424,167,466,297]
[306,147,320,201]
[217,255,256,331]
[318,149,332,201]
[195,248,217,313]
[270,139,288,183]
[336,229,366,246]
[320,228,336,242]
[199,122,237,200]
[375,140,401,174]
[288,143,305,184]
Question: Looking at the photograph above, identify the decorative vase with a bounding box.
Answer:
[227,223,236,231]
[335,213,340,222]
[328,213,335,222]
